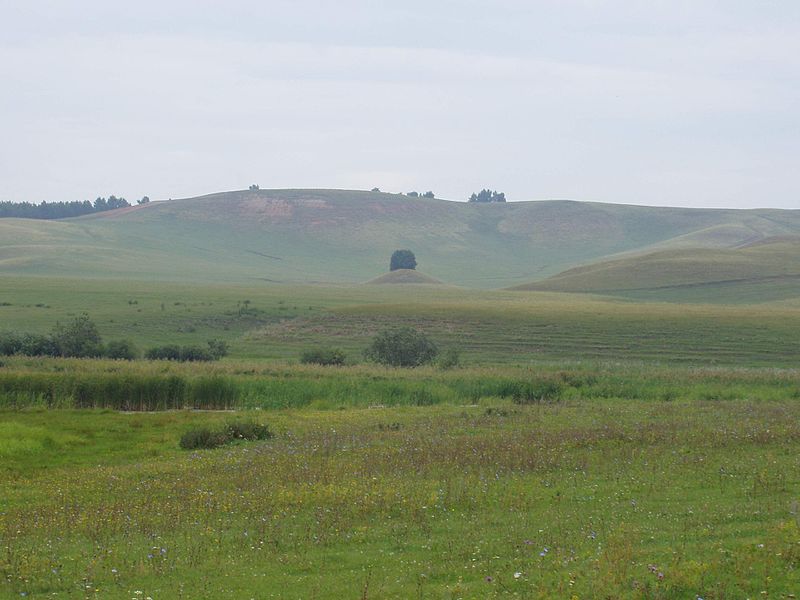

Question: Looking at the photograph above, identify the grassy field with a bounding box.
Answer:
[2,399,800,598]
[4,276,800,366]
[2,275,800,597]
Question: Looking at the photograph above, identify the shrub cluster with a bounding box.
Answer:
[179,420,272,450]
[144,339,229,362]
[364,326,438,367]
[0,314,137,359]
[300,347,346,366]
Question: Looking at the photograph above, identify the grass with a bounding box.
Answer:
[515,238,800,303]
[4,276,800,366]
[2,274,800,596]
[1,400,799,598]
[3,358,800,411]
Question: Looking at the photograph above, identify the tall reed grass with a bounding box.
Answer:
[1,359,799,410]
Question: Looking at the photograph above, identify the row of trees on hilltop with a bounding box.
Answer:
[468,189,506,203]
[370,187,507,202]
[0,195,150,219]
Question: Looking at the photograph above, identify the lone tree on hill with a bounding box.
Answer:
[390,249,417,271]
[468,189,506,203]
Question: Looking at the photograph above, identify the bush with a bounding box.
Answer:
[145,345,182,361]
[226,420,272,441]
[180,420,271,450]
[105,339,139,360]
[364,327,438,367]
[178,345,214,362]
[0,332,23,356]
[300,347,346,366]
[207,339,230,360]
[145,340,229,362]
[179,427,229,450]
[0,333,59,357]
[438,348,461,369]
[52,313,104,358]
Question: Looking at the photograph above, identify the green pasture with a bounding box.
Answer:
[2,275,800,597]
[2,400,800,598]
[3,276,800,366]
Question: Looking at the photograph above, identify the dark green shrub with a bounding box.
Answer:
[438,348,461,369]
[51,313,104,358]
[0,332,23,355]
[105,339,139,360]
[179,427,229,450]
[179,346,214,362]
[20,333,59,357]
[226,420,272,441]
[145,345,182,360]
[146,341,227,362]
[300,347,346,366]
[364,327,438,367]
[180,421,271,450]
[207,339,230,360]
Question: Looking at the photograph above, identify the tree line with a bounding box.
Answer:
[0,195,150,219]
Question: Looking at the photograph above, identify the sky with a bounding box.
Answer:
[1,1,799,208]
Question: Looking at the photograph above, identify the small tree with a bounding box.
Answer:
[390,249,417,271]
[138,196,150,205]
[406,191,419,197]
[422,191,435,198]
[371,187,381,192]
[249,184,260,190]
[364,327,438,367]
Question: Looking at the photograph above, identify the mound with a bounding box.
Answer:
[367,269,444,285]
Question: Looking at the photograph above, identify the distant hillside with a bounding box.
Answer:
[512,237,800,303]
[367,269,444,285]
[2,188,800,289]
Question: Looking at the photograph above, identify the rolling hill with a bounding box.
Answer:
[512,237,800,303]
[2,188,800,291]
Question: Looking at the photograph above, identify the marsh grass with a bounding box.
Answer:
[2,357,799,411]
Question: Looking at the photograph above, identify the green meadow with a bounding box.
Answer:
[2,275,800,598]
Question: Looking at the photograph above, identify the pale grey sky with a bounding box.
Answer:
[1,1,798,208]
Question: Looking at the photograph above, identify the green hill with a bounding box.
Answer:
[512,237,800,302]
[366,269,444,285]
[2,188,800,289]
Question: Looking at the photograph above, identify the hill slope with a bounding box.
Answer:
[366,269,444,285]
[2,188,800,289]
[512,237,800,302]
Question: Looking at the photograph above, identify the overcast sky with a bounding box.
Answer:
[1,1,799,208]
